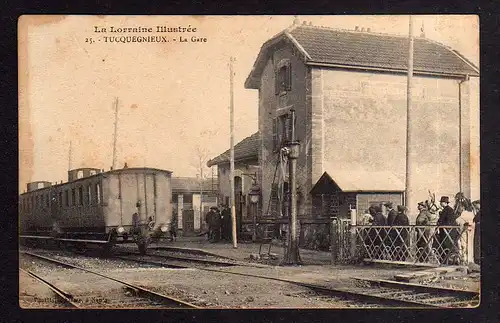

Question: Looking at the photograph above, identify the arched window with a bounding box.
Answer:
[77,170,84,179]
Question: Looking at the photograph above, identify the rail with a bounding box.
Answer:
[20,251,200,308]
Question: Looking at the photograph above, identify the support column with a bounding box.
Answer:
[459,79,471,198]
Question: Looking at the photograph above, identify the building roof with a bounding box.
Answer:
[245,24,479,88]
[171,177,217,193]
[207,132,259,167]
[311,166,405,194]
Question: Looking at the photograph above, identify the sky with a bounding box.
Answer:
[18,15,479,192]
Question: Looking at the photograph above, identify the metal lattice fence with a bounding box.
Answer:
[354,225,469,266]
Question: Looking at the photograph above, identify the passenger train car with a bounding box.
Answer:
[19,166,174,254]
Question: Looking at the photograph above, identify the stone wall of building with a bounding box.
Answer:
[259,41,310,219]
[312,68,472,221]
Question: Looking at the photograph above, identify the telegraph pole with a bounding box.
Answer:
[283,109,301,265]
[405,16,415,219]
[112,97,119,170]
[229,56,238,248]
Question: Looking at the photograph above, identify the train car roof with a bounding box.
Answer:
[19,167,173,196]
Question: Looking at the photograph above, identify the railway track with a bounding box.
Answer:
[109,252,479,308]
[20,251,199,309]
[20,248,480,308]
[20,267,81,308]
[348,277,479,308]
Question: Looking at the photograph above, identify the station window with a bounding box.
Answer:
[71,188,76,206]
[58,191,63,206]
[78,186,84,205]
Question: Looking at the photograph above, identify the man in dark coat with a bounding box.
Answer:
[385,202,397,259]
[205,207,215,241]
[393,205,410,260]
[211,207,221,242]
[437,196,458,262]
[385,202,397,226]
[221,205,232,241]
[472,200,481,265]
[371,205,386,258]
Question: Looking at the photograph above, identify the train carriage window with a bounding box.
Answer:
[90,170,96,176]
[77,170,84,179]
[78,186,84,206]
[46,193,50,208]
[71,188,76,206]
[58,191,63,206]
[87,185,92,205]
[65,190,69,207]
[96,183,101,205]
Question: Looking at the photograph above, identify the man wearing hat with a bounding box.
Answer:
[385,202,397,226]
[384,202,397,259]
[472,200,481,264]
[437,196,457,262]
[393,205,410,260]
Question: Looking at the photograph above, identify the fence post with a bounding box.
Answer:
[331,217,338,265]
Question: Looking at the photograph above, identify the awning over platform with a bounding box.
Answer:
[311,165,405,194]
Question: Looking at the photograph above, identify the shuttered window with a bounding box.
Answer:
[275,59,292,94]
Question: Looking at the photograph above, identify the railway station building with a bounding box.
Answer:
[210,21,479,249]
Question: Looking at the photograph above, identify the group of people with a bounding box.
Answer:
[361,202,410,260]
[360,196,481,265]
[415,196,481,264]
[205,205,233,243]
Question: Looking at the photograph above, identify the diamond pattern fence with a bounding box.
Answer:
[352,225,469,266]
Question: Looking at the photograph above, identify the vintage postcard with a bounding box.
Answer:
[19,15,479,309]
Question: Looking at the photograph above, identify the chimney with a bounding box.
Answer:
[308,21,312,26]
[355,26,359,31]
[367,28,371,32]
[293,16,300,25]
[302,21,307,25]
[361,27,365,32]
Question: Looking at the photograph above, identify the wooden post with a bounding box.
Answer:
[405,15,415,219]
[283,109,301,265]
[331,217,338,265]
[229,57,237,248]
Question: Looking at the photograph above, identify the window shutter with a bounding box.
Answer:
[286,62,292,91]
